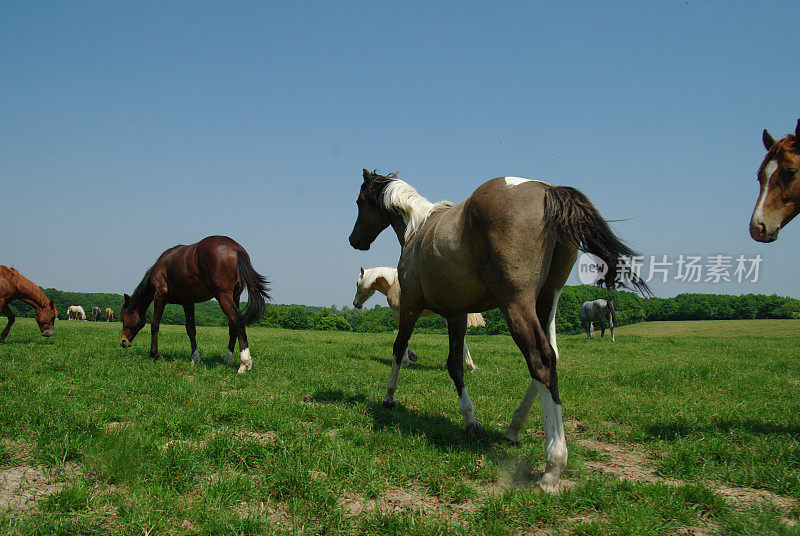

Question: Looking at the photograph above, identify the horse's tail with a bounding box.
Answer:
[467,312,486,328]
[237,251,271,325]
[543,186,651,296]
[607,299,617,325]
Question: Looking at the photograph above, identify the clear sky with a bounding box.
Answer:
[2,1,799,307]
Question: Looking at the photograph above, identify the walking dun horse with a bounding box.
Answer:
[0,266,57,342]
[349,170,649,492]
[579,299,617,341]
[750,119,800,242]
[119,235,270,373]
[105,308,114,322]
[353,266,484,371]
[67,305,86,320]
[91,306,102,321]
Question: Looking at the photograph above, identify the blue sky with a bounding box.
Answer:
[2,1,799,307]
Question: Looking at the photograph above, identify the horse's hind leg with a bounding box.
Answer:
[609,315,615,342]
[0,302,14,343]
[446,314,481,442]
[218,293,251,373]
[183,303,200,364]
[599,320,606,340]
[463,340,477,372]
[223,289,243,366]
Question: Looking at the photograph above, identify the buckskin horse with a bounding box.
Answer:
[119,235,270,373]
[750,119,800,242]
[353,266,484,371]
[0,266,57,342]
[349,170,648,493]
[105,308,114,322]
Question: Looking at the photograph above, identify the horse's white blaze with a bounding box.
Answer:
[191,348,200,365]
[504,380,538,443]
[237,347,252,374]
[536,380,567,492]
[753,159,777,223]
[548,289,562,360]
[459,388,478,427]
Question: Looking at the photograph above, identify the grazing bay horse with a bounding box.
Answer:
[579,299,616,341]
[119,235,270,373]
[349,170,648,493]
[105,308,114,322]
[353,266,484,371]
[0,266,57,342]
[750,119,800,242]
[67,305,86,320]
[91,306,102,321]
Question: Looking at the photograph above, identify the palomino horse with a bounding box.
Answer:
[67,305,86,320]
[0,266,57,342]
[750,119,800,242]
[105,308,114,322]
[353,266,484,371]
[91,306,102,321]
[349,170,648,492]
[579,299,616,341]
[119,235,270,373]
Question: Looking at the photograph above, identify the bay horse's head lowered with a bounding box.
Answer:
[750,119,800,242]
[36,299,57,338]
[119,293,145,347]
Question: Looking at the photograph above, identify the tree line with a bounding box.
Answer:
[8,286,800,334]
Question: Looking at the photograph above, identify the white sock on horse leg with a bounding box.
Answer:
[191,348,200,365]
[504,380,539,443]
[237,347,252,373]
[535,380,567,493]
[383,349,404,405]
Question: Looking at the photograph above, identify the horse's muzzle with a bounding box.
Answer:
[120,338,132,348]
[41,330,53,338]
[353,300,362,309]
[749,219,779,242]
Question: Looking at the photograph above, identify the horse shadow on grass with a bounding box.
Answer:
[310,388,506,453]
[346,352,454,373]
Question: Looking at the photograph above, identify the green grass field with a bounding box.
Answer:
[1,317,800,535]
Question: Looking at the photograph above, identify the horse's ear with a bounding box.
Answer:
[795,119,800,145]
[362,169,371,182]
[360,266,364,276]
[763,129,776,151]
[123,294,130,307]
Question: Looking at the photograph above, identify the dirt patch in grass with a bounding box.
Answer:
[338,487,476,517]
[576,437,799,510]
[0,464,79,512]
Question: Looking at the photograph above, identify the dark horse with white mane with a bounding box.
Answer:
[349,170,648,492]
[750,119,800,242]
[119,236,270,373]
[0,265,57,342]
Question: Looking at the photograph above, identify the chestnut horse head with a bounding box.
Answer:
[750,119,800,242]
[35,299,57,337]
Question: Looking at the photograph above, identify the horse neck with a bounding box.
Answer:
[367,269,396,296]
[14,277,50,311]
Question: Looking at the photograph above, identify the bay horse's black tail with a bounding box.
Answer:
[543,186,652,296]
[237,251,271,324]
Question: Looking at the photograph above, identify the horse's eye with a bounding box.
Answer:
[781,168,797,182]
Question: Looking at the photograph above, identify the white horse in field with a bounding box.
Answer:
[67,305,85,320]
[353,266,484,371]
[579,299,616,341]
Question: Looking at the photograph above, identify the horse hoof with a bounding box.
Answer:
[535,479,561,494]
[382,398,396,409]
[407,350,418,362]
[150,352,160,361]
[466,422,483,444]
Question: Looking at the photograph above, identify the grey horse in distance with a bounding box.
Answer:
[579,299,616,341]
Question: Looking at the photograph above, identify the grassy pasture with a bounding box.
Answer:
[1,318,800,535]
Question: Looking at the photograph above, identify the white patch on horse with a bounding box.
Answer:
[383,180,453,242]
[191,348,201,365]
[459,388,478,427]
[383,350,405,405]
[535,380,567,493]
[504,177,550,188]
[548,289,562,360]
[753,160,778,222]
[237,347,252,374]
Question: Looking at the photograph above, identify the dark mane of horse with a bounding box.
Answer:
[363,170,399,210]
[128,245,183,309]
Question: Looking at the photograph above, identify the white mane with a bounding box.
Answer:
[383,179,453,242]
[361,266,398,290]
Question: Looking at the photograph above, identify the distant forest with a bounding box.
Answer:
[8,286,800,335]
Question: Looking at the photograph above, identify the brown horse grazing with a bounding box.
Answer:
[349,170,648,493]
[0,266,57,342]
[105,308,114,322]
[120,235,270,373]
[750,119,800,242]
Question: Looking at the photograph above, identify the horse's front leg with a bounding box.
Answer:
[183,303,200,364]
[599,321,605,340]
[0,302,14,343]
[150,297,166,360]
[392,309,416,367]
[588,322,594,339]
[447,315,482,442]
[383,305,420,408]
[609,316,615,342]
